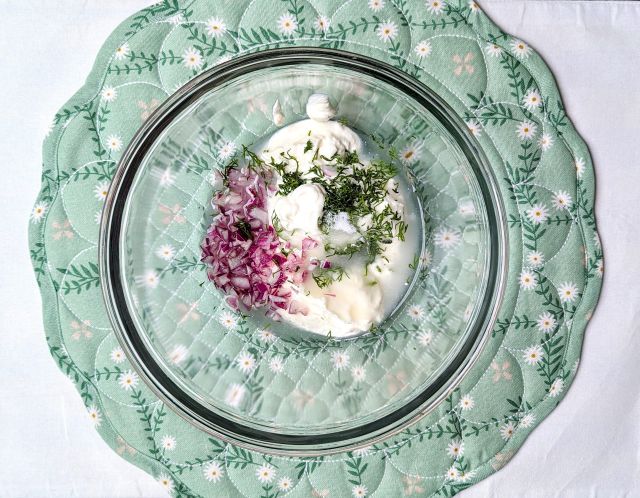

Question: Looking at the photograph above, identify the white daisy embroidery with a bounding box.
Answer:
[278,476,293,492]
[87,405,102,427]
[331,351,350,370]
[466,120,481,137]
[106,134,123,151]
[225,383,246,407]
[110,346,126,364]
[114,43,130,60]
[258,328,276,342]
[459,394,474,410]
[527,251,544,268]
[434,227,461,249]
[161,435,176,451]
[136,270,159,289]
[368,0,385,11]
[523,345,543,365]
[446,466,459,480]
[426,0,446,15]
[468,0,480,12]
[510,39,532,59]
[401,143,421,164]
[418,330,433,346]
[118,370,139,391]
[101,86,118,102]
[204,461,224,483]
[314,15,330,32]
[500,421,516,440]
[447,440,464,459]
[352,484,368,497]
[219,311,238,329]
[552,190,572,211]
[519,413,535,428]
[157,474,174,492]
[206,17,227,38]
[236,351,256,374]
[516,120,537,140]
[256,464,276,483]
[522,89,542,111]
[218,142,237,159]
[269,357,284,373]
[30,202,48,223]
[575,157,586,178]
[538,132,553,151]
[376,21,398,42]
[156,244,175,261]
[485,43,502,57]
[558,282,579,303]
[526,204,549,224]
[407,304,425,321]
[94,181,110,201]
[278,13,298,35]
[519,269,537,290]
[414,40,433,58]
[548,377,564,397]
[351,366,366,382]
[537,311,556,333]
[183,47,204,70]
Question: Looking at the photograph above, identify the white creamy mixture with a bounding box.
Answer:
[261,94,412,337]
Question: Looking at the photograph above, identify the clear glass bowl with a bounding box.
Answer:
[101,49,505,454]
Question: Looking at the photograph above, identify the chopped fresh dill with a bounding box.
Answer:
[312,265,348,289]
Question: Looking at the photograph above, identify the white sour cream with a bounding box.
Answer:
[261,93,412,337]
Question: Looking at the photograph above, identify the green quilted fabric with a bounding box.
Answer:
[29,0,602,496]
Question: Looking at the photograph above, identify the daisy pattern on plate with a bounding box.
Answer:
[522,89,542,111]
[407,304,425,321]
[523,345,543,365]
[94,181,110,201]
[526,204,548,224]
[400,143,421,163]
[376,21,398,42]
[219,310,238,329]
[269,357,284,373]
[278,476,293,492]
[101,86,117,102]
[426,0,446,15]
[466,120,481,137]
[468,0,480,12]
[548,377,564,397]
[446,440,464,459]
[258,328,276,342]
[368,0,385,11]
[157,474,174,493]
[352,484,368,497]
[485,43,502,57]
[225,383,246,407]
[519,269,537,290]
[418,330,433,346]
[552,190,572,211]
[106,134,123,151]
[499,421,516,440]
[118,370,139,391]
[575,157,586,178]
[314,15,330,32]
[156,244,175,261]
[278,13,298,35]
[218,141,236,159]
[204,461,224,483]
[516,120,537,140]
[161,435,176,451]
[526,251,544,268]
[351,365,366,382]
[538,132,554,151]
[510,38,532,59]
[30,202,48,223]
[236,351,256,374]
[420,249,432,267]
[459,394,474,410]
[331,351,350,370]
[446,466,459,481]
[256,464,276,483]
[183,47,204,70]
[458,469,476,483]
[110,346,126,364]
[414,40,432,58]
[136,270,159,289]
[114,43,130,60]
[537,311,556,333]
[558,282,579,303]
[87,405,102,427]
[434,227,461,249]
[519,413,535,428]
[206,17,226,38]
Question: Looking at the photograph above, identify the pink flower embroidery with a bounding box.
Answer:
[52,219,74,240]
[491,360,513,382]
[138,99,160,121]
[70,320,92,340]
[158,204,186,225]
[453,53,475,75]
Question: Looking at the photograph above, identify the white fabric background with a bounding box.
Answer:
[0,1,638,496]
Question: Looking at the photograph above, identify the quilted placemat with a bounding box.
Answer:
[30,0,602,496]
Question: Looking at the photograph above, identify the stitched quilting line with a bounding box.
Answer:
[33,1,602,493]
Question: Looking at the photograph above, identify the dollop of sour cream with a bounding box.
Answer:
[261,94,407,337]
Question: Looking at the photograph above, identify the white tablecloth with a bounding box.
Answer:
[1,1,638,496]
